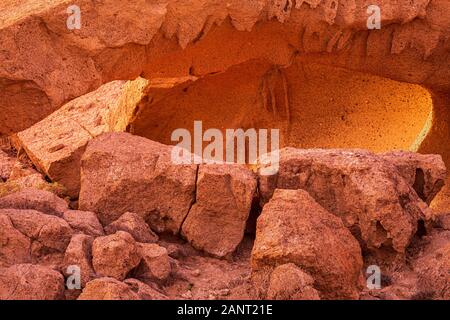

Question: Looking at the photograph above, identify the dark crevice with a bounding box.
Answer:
[178,164,200,234]
[412,168,426,201]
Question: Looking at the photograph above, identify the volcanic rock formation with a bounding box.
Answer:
[0,0,449,301]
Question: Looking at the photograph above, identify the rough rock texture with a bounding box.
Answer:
[0,209,73,267]
[0,213,31,267]
[62,234,96,288]
[16,78,149,197]
[92,231,141,281]
[79,132,197,231]
[63,210,104,237]
[258,148,433,253]
[78,277,140,300]
[266,263,321,300]
[436,214,450,230]
[252,189,364,300]
[0,188,68,217]
[123,278,169,300]
[181,164,257,257]
[380,151,447,204]
[135,243,171,282]
[105,212,158,243]
[414,242,450,299]
[0,264,65,300]
[0,150,14,181]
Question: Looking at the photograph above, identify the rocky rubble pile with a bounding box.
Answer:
[1,132,449,300]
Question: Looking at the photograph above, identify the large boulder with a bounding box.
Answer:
[379,151,447,204]
[0,209,73,267]
[258,148,433,253]
[92,231,141,281]
[79,132,197,232]
[16,79,149,197]
[105,212,158,243]
[0,264,65,300]
[181,164,257,257]
[0,188,68,217]
[252,189,364,300]
[63,210,104,237]
[78,278,140,300]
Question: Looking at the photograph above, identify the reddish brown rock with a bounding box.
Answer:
[105,212,158,243]
[436,213,450,230]
[63,210,104,237]
[62,234,96,288]
[0,213,31,267]
[124,278,168,300]
[0,209,73,267]
[252,189,364,300]
[92,231,141,281]
[414,242,450,299]
[79,132,197,232]
[16,79,149,197]
[78,277,140,300]
[380,151,447,204]
[181,164,256,257]
[0,150,14,181]
[0,264,64,300]
[0,188,68,217]
[135,243,171,282]
[266,264,320,300]
[258,148,433,253]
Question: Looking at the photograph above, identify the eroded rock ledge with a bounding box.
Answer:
[1,0,449,134]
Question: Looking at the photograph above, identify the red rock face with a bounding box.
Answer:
[258,148,434,254]
[252,189,364,300]
[0,0,449,301]
[78,132,197,231]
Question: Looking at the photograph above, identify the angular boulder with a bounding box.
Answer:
[78,278,140,300]
[79,132,197,232]
[63,210,104,237]
[135,243,171,282]
[0,188,68,217]
[105,212,158,243]
[0,209,73,267]
[252,189,364,300]
[258,148,433,253]
[16,78,149,197]
[379,151,447,204]
[181,164,256,257]
[0,264,65,300]
[92,231,141,281]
